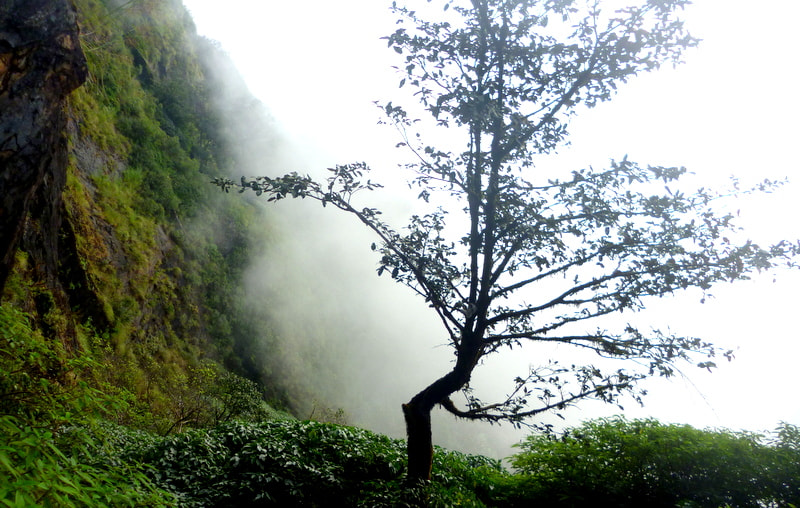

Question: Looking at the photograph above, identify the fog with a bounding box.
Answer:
[183,0,800,458]
[202,53,528,456]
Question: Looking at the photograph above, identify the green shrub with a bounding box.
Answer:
[508,417,800,508]
[0,417,174,507]
[0,304,88,422]
[107,419,500,507]
[0,305,174,506]
[767,422,800,507]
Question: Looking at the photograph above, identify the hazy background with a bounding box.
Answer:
[182,0,800,458]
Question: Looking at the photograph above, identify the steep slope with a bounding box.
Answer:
[1,0,293,432]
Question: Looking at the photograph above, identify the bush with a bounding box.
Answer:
[107,419,500,507]
[508,416,800,508]
[0,417,174,507]
[0,305,174,506]
[767,422,800,506]
[0,304,96,423]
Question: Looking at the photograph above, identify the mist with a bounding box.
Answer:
[201,55,533,458]
[184,0,800,459]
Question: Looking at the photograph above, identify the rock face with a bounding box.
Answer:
[0,0,87,292]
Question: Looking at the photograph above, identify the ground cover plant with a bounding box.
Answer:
[8,413,796,507]
[507,417,800,507]
[0,304,175,506]
[1,308,796,508]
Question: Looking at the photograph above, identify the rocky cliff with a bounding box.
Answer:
[0,0,292,431]
[0,0,87,302]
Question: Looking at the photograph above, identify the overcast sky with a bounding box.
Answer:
[181,0,800,446]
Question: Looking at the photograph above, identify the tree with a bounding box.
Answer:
[214,0,799,483]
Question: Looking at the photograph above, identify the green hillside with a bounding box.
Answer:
[2,0,296,433]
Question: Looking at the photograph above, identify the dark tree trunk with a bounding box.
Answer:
[402,400,434,483]
[402,341,481,483]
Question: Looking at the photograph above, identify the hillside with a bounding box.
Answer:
[0,0,309,432]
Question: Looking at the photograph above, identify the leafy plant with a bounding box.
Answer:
[108,419,500,507]
[0,305,173,506]
[508,417,800,508]
[767,422,800,506]
[0,304,95,423]
[0,417,174,507]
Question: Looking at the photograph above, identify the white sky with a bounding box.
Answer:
[182,0,800,448]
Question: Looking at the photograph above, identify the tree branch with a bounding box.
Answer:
[439,382,628,423]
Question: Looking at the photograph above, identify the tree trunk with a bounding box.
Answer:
[402,344,480,483]
[402,400,434,483]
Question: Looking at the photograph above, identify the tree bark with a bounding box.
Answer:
[402,400,433,483]
[403,342,481,483]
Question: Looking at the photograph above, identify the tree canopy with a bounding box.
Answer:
[214,0,799,482]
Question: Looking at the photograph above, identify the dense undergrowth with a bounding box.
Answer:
[2,289,799,506]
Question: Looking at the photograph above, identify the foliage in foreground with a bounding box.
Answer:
[7,283,796,508]
[0,299,487,506]
[0,301,493,507]
[0,305,174,506]
[0,418,174,507]
[3,361,799,508]
[0,304,284,507]
[110,419,500,507]
[507,417,800,508]
[39,417,800,508]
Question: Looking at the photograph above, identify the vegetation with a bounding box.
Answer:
[0,0,295,429]
[3,0,800,505]
[105,419,499,507]
[3,322,797,508]
[0,304,176,506]
[216,0,800,481]
[508,417,800,507]
[2,0,297,502]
